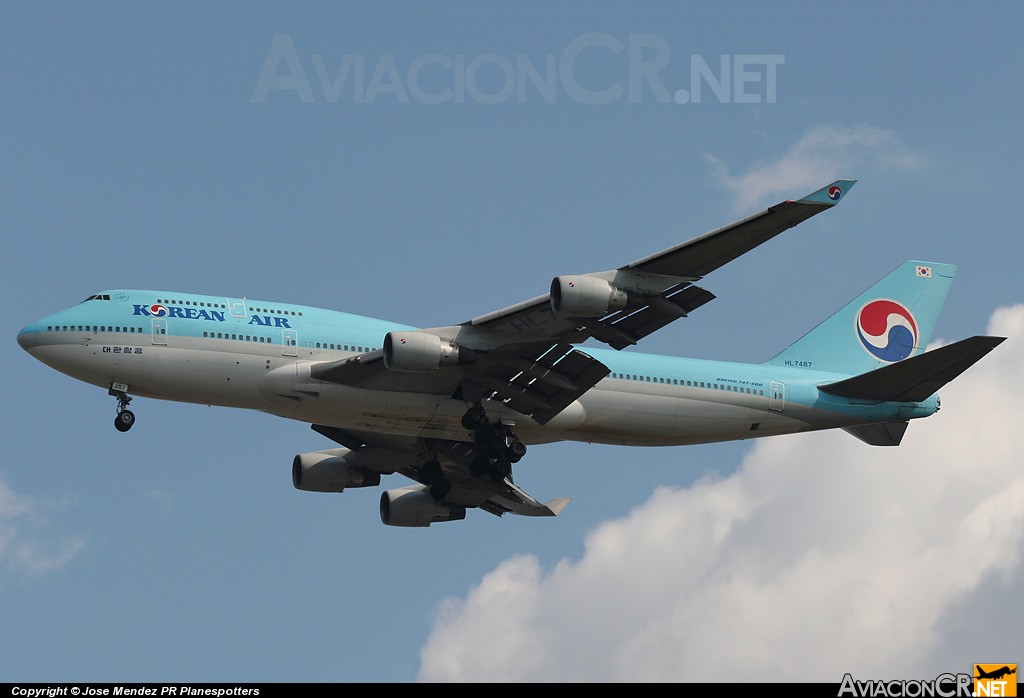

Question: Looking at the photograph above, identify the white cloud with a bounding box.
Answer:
[418,305,1024,682]
[707,125,922,211]
[0,476,85,575]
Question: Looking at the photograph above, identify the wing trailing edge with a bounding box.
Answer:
[819,335,1005,403]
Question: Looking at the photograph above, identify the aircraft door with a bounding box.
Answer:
[282,329,298,357]
[152,318,168,345]
[226,298,247,319]
[769,381,785,412]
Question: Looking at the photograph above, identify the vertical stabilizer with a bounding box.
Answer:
[765,261,956,375]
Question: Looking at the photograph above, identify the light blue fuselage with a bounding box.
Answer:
[17,290,937,447]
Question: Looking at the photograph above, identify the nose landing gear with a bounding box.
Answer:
[108,384,135,432]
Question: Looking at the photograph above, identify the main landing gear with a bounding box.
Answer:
[461,404,526,482]
[416,404,530,501]
[108,385,136,432]
[419,403,528,499]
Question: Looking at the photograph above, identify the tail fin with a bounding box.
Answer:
[765,261,957,375]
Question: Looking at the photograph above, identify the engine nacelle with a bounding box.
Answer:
[379,486,467,527]
[383,331,462,372]
[550,275,628,318]
[292,449,382,493]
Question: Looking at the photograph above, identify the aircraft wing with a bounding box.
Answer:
[464,179,856,349]
[312,424,570,518]
[310,180,856,425]
[309,341,610,425]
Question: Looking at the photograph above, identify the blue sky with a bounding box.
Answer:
[2,2,1023,682]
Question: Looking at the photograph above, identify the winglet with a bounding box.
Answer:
[543,498,571,516]
[799,179,857,205]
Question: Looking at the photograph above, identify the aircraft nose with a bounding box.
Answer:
[17,322,36,352]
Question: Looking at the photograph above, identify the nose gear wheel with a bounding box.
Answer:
[109,385,136,432]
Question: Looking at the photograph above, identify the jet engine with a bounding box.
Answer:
[379,486,467,527]
[550,275,628,317]
[383,331,463,371]
[292,449,382,493]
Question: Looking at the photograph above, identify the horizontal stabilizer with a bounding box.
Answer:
[842,421,909,446]
[819,336,1005,402]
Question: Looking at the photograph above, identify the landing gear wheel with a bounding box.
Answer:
[490,457,512,482]
[506,440,527,463]
[461,405,487,431]
[109,386,135,432]
[114,409,135,432]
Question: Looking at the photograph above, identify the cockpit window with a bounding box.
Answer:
[81,294,111,302]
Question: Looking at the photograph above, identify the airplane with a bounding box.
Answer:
[16,179,1006,527]
[975,666,1017,681]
